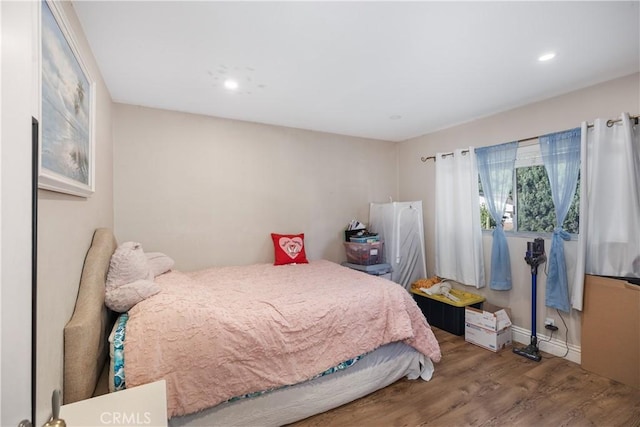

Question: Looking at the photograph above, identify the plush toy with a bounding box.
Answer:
[145,252,175,277]
[420,280,460,303]
[105,242,160,313]
[411,276,442,292]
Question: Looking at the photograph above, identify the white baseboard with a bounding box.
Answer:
[511,325,581,364]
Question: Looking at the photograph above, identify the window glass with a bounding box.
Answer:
[479,143,580,234]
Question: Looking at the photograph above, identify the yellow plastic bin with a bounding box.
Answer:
[411,288,485,335]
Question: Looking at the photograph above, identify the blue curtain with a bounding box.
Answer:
[540,128,581,312]
[476,142,518,290]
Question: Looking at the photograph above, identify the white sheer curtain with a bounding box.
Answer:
[572,113,640,310]
[435,148,485,288]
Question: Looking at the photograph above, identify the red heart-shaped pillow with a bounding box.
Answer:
[271,233,309,265]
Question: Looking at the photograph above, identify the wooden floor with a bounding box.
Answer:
[290,328,640,427]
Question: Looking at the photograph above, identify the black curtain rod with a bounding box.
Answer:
[420,114,639,162]
[421,149,469,162]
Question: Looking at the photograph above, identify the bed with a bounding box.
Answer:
[64,228,441,426]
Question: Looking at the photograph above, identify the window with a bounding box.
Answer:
[479,142,580,234]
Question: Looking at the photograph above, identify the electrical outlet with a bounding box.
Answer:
[544,317,555,327]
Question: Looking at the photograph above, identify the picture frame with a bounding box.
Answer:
[39,0,95,197]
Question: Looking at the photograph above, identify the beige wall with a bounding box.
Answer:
[113,104,398,271]
[398,72,640,355]
[36,2,114,425]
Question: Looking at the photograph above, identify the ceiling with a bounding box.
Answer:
[72,1,640,142]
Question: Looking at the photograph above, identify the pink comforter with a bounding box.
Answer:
[125,260,441,417]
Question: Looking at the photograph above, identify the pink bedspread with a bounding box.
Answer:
[125,260,441,417]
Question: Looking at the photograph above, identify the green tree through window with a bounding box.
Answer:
[479,164,580,234]
[516,166,580,233]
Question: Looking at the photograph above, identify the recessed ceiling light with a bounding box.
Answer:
[538,52,556,62]
[224,79,239,90]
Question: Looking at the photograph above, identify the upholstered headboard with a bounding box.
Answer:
[63,228,117,404]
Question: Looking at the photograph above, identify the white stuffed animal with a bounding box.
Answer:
[420,280,460,303]
[105,242,160,313]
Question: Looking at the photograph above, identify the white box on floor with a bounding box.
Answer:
[60,380,167,426]
[465,322,513,352]
[465,303,512,352]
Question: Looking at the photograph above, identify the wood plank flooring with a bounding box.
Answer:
[290,328,640,427]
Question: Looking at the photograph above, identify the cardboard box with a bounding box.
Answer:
[464,322,513,352]
[581,275,640,389]
[465,303,512,352]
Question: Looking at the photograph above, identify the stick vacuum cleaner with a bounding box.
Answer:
[513,238,546,362]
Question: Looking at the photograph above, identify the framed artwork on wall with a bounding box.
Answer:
[39,0,95,197]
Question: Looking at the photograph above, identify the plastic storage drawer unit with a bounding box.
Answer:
[349,235,380,243]
[343,241,383,265]
[342,262,392,276]
[411,288,485,336]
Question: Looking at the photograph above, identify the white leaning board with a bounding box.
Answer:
[60,380,167,427]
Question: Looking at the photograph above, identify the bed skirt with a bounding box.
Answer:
[169,341,433,427]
